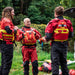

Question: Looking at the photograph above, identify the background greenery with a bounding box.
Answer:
[0,0,75,24]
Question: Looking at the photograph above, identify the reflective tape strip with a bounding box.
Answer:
[3,37,13,39]
[55,29,69,30]
[0,30,7,33]
[24,43,36,45]
[54,31,69,34]
[12,33,14,41]
[54,40,67,41]
[54,29,69,33]
[3,34,13,36]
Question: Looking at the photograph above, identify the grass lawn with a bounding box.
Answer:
[0,43,75,75]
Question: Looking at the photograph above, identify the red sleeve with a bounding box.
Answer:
[1,18,14,33]
[33,29,41,40]
[45,21,54,33]
[67,20,73,32]
[16,29,24,41]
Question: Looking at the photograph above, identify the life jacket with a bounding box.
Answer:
[1,30,15,42]
[21,27,36,45]
[53,19,69,42]
[0,18,15,42]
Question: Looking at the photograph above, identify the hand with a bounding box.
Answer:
[38,37,46,44]
[14,26,18,30]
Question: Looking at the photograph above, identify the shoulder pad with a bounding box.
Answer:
[53,18,59,21]
[64,18,71,23]
[48,18,59,24]
[31,27,35,30]
[2,18,10,23]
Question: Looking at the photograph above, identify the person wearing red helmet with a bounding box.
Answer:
[0,7,18,75]
[39,6,73,75]
[16,18,41,75]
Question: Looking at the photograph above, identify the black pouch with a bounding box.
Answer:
[0,40,2,44]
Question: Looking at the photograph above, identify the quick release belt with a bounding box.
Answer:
[53,41,68,44]
[23,44,36,46]
[23,43,36,48]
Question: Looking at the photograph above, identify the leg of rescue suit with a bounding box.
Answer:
[59,47,69,75]
[24,61,29,75]
[31,48,38,75]
[0,44,2,75]
[1,44,13,75]
[51,43,60,75]
[0,51,3,75]
[0,66,2,75]
[22,46,38,75]
[22,46,29,75]
[51,41,69,75]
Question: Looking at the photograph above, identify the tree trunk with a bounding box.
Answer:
[21,0,24,14]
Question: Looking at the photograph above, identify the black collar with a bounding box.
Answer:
[24,26,30,28]
[57,16,63,20]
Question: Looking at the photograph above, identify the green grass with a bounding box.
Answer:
[0,45,75,75]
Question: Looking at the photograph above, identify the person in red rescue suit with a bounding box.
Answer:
[39,6,73,75]
[0,7,18,75]
[16,18,41,75]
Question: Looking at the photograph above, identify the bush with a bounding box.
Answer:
[13,14,27,25]
[28,5,41,24]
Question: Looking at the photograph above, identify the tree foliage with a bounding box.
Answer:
[0,0,75,24]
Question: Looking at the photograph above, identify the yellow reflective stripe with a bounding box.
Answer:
[12,33,14,41]
[4,37,12,40]
[60,32,69,33]
[0,29,14,41]
[54,29,69,33]
[3,34,13,36]
[0,30,7,33]
[54,40,67,41]
[0,39,3,40]
[54,30,59,33]
[55,32,69,34]
[55,29,69,30]
[24,43,35,45]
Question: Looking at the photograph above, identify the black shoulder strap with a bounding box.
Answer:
[21,27,25,32]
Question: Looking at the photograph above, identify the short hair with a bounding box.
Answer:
[54,6,64,16]
[24,18,30,23]
[2,7,14,18]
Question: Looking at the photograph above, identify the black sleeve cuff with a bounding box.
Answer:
[68,32,73,38]
[5,26,12,34]
[22,33,24,39]
[45,33,53,41]
[14,29,17,35]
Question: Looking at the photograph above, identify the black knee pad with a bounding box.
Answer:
[24,61,29,67]
[0,66,2,75]
[23,61,29,75]
[32,60,38,75]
